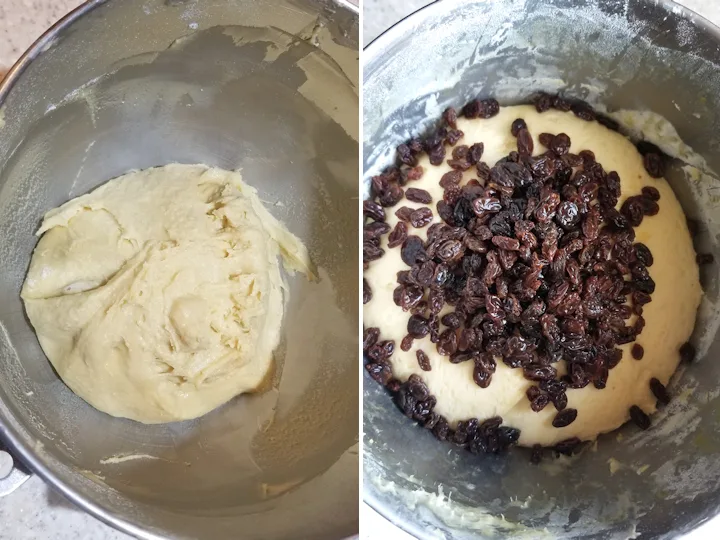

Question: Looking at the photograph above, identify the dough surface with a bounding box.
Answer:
[22,164,311,423]
[364,105,702,447]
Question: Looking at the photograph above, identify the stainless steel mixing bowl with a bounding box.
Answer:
[0,0,358,538]
[364,0,720,538]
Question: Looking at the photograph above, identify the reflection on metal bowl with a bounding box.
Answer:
[363,0,720,538]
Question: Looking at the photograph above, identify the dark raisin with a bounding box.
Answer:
[364,221,391,240]
[523,365,557,382]
[436,200,454,224]
[443,107,458,129]
[417,350,432,371]
[410,207,434,228]
[550,133,571,155]
[650,377,671,406]
[446,129,464,146]
[538,133,554,148]
[366,362,392,385]
[680,342,696,363]
[530,444,543,464]
[556,201,580,229]
[552,392,568,411]
[631,343,644,360]
[363,327,379,351]
[571,101,595,121]
[511,118,527,136]
[440,170,463,189]
[620,197,644,227]
[363,278,372,304]
[554,437,582,455]
[441,312,462,329]
[535,94,552,113]
[517,128,534,156]
[437,329,458,356]
[477,98,500,118]
[401,236,426,266]
[401,334,414,352]
[397,144,417,167]
[388,222,408,248]
[378,184,404,207]
[530,393,550,412]
[629,405,650,430]
[406,166,425,181]
[395,206,414,222]
[641,197,659,216]
[492,235,521,251]
[473,364,493,388]
[363,241,384,263]
[643,152,666,178]
[468,143,485,164]
[634,243,653,266]
[552,408,578,428]
[641,186,660,201]
[428,144,446,166]
[553,96,572,112]
[406,188,433,204]
[407,314,430,338]
[476,161,491,180]
[367,340,394,362]
[363,200,385,221]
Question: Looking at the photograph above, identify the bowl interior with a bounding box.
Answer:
[0,0,358,538]
[364,0,720,538]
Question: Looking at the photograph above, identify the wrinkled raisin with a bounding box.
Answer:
[631,343,644,360]
[680,342,696,363]
[417,350,432,371]
[650,378,670,406]
[443,107,458,129]
[388,222,408,248]
[407,314,430,338]
[517,128,534,156]
[634,243,653,266]
[641,186,660,201]
[363,200,385,221]
[406,188,433,204]
[363,327,379,351]
[410,207,434,228]
[401,236,426,265]
[629,405,650,430]
[535,93,552,113]
[643,152,666,178]
[363,278,372,304]
[552,408,578,428]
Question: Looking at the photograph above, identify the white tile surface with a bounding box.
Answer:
[362,0,720,539]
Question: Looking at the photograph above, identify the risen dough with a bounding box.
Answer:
[364,105,702,447]
[22,164,311,423]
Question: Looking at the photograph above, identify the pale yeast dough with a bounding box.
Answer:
[22,164,311,423]
[364,105,701,447]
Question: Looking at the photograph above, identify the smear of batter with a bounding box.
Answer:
[21,164,312,423]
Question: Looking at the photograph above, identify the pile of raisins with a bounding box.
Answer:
[364,94,693,458]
